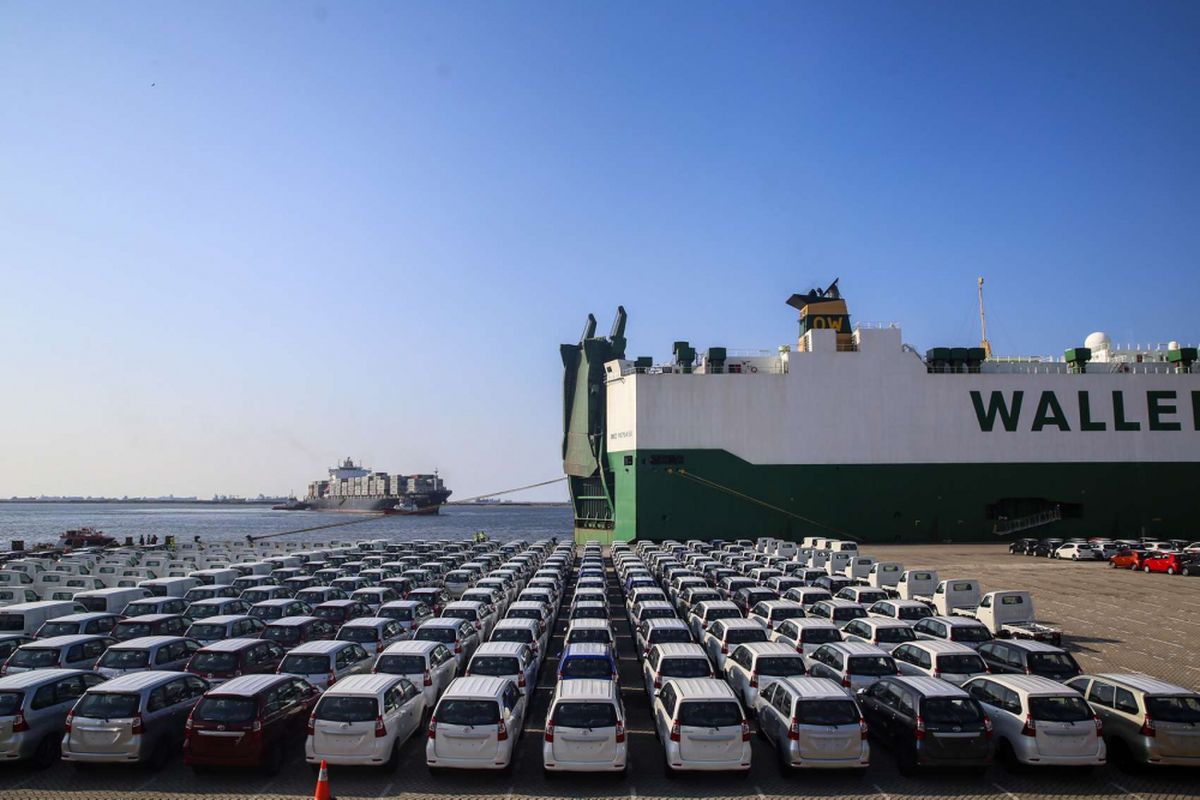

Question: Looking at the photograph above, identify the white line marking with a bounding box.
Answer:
[134,776,159,792]
[5,775,38,792]
[873,784,891,800]
[250,777,279,797]
[505,786,514,800]
[379,782,394,797]
[629,785,637,800]
[755,785,767,800]
[1109,781,1144,800]
[992,781,1020,800]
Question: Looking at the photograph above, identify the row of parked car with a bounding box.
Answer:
[1009,536,1200,575]
[616,536,1200,774]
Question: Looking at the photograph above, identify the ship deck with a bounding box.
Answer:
[2,543,1195,800]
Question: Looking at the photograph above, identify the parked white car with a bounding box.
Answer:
[426,676,526,773]
[543,678,627,774]
[305,673,426,769]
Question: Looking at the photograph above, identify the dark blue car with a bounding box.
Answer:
[556,643,619,682]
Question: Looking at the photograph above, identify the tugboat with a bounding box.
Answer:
[387,500,439,516]
[59,528,116,548]
[271,497,310,511]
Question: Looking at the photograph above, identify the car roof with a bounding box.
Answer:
[473,641,526,656]
[109,636,189,649]
[188,597,240,606]
[651,643,708,658]
[773,676,852,700]
[381,640,440,654]
[288,640,356,654]
[996,639,1064,653]
[197,637,265,652]
[567,618,611,629]
[24,634,109,647]
[254,598,298,606]
[1095,673,1196,696]
[380,600,423,608]
[785,618,841,629]
[714,618,763,630]
[562,643,613,658]
[984,674,1080,696]
[826,641,890,656]
[891,675,967,697]
[907,640,977,654]
[120,613,179,623]
[927,615,987,627]
[0,668,92,690]
[755,600,803,609]
[317,599,359,607]
[46,612,116,622]
[859,618,913,629]
[92,670,188,692]
[735,642,802,657]
[889,600,930,608]
[442,675,511,698]
[268,616,319,627]
[821,599,865,608]
[644,617,689,629]
[493,618,537,629]
[323,674,406,696]
[553,679,618,701]
[209,674,291,696]
[664,677,738,699]
[340,617,391,628]
[696,600,739,610]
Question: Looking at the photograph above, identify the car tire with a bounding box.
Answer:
[1143,566,1151,573]
[32,734,59,770]
[1167,567,1176,575]
[1108,561,1117,568]
[777,745,794,776]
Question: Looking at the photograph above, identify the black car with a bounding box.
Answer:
[1032,538,1064,558]
[1008,538,1038,555]
[977,640,1082,681]
[858,676,993,775]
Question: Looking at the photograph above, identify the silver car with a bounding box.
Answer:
[0,669,106,766]
[95,636,201,678]
[1066,673,1200,768]
[61,670,210,768]
[755,676,869,773]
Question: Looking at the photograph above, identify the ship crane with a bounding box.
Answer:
[978,276,993,360]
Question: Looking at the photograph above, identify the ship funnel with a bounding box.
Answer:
[610,306,627,340]
[580,313,597,342]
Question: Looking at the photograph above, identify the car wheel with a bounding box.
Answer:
[32,734,60,769]
[1167,567,1176,575]
[777,745,794,776]
[1143,566,1151,573]
[1108,561,1117,568]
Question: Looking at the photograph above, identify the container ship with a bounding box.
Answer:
[561,282,1200,544]
[305,458,451,513]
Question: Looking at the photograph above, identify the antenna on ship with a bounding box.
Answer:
[977,276,993,360]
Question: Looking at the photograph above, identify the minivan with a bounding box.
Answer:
[96,636,201,678]
[305,673,426,769]
[336,617,406,657]
[652,678,751,774]
[806,642,899,691]
[62,670,210,768]
[977,641,1082,682]
[755,676,869,773]
[466,642,537,696]
[0,668,106,766]
[543,678,627,774]
[277,640,373,691]
[184,673,319,773]
[414,618,479,670]
[113,613,190,641]
[35,612,120,639]
[426,676,527,773]
[261,616,337,649]
[373,639,457,708]
[185,638,286,686]
[1065,672,1200,769]
[2,634,111,675]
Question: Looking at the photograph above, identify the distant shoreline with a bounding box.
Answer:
[0,498,570,508]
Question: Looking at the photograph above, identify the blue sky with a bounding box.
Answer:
[1,1,1198,499]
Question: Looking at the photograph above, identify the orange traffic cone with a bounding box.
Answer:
[313,759,334,800]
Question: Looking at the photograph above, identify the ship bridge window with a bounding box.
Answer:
[624,456,634,467]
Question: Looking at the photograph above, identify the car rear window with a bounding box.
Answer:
[561,657,614,679]
[950,625,991,643]
[847,656,896,676]
[660,658,711,679]
[0,691,24,715]
[897,606,932,620]
[571,607,607,619]
[281,654,330,674]
[678,700,742,728]
[469,656,520,677]
[416,628,456,644]
[937,654,985,674]
[338,627,379,643]
[1027,653,1080,673]
[263,626,302,645]
[76,692,140,718]
[437,699,500,726]
[124,602,158,616]
[191,652,239,673]
[832,607,867,622]
[443,609,477,622]
[380,608,413,621]
[8,648,61,669]
[923,697,984,724]
[795,699,859,725]
[770,608,804,621]
[490,629,532,645]
[567,629,612,645]
[706,608,741,622]
[312,607,345,621]
[99,649,149,669]
[188,624,227,640]
[0,615,23,632]
[799,627,842,645]
[1146,695,1200,723]
[315,695,378,722]
[37,622,79,638]
[755,656,806,677]
[726,629,768,645]
[651,629,692,646]
[115,622,154,638]
[195,696,257,723]
[1029,695,1093,722]
[376,654,426,674]
[553,701,617,728]
[875,627,916,644]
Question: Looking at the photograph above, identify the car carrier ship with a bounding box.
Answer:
[561,281,1200,544]
[305,458,451,513]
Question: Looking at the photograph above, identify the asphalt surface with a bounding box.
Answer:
[0,543,1196,799]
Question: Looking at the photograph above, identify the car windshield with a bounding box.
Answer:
[848,656,896,676]
[553,701,617,728]
[98,649,149,669]
[795,699,859,725]
[437,699,500,726]
[76,692,140,718]
[950,625,991,643]
[338,627,379,643]
[1028,653,1079,674]
[263,626,302,645]
[567,629,611,645]
[876,627,916,644]
[8,648,61,668]
[923,697,984,724]
[0,691,23,715]
[37,622,80,638]
[469,656,520,677]
[660,658,711,678]
[726,629,768,645]
[281,654,330,674]
[562,658,614,679]
[937,654,986,674]
[190,652,239,672]
[188,623,228,640]
[376,654,426,674]
[380,608,413,621]
[195,696,257,723]
[678,701,742,728]
[189,605,222,620]
[755,656,806,677]
[1029,695,1093,722]
[1146,695,1200,723]
[416,628,456,644]
[315,695,378,722]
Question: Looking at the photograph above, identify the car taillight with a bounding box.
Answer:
[184,713,194,731]
[1021,715,1036,737]
[669,719,681,742]
[306,714,315,736]
[1093,714,1103,737]
[654,675,662,689]
[454,642,462,654]
[749,671,758,689]
[615,719,626,743]
[518,672,526,689]
[497,719,508,741]
[721,643,728,655]
[915,715,925,741]
[132,713,145,735]
[12,711,30,733]
[788,716,800,741]
[423,669,433,687]
[64,710,74,733]
[860,716,869,741]
[428,715,437,739]
[544,721,555,742]
[375,714,387,738]
[327,670,337,686]
[1139,713,1156,737]
[841,675,851,688]
[741,719,751,742]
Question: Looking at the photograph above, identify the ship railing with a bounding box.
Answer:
[617,364,786,376]
[854,321,899,331]
[992,507,1063,536]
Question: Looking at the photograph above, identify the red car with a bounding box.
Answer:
[1108,549,1148,570]
[184,674,319,772]
[1142,552,1195,575]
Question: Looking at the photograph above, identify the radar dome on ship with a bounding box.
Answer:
[1084,331,1111,352]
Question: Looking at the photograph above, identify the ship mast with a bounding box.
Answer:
[977,276,993,359]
